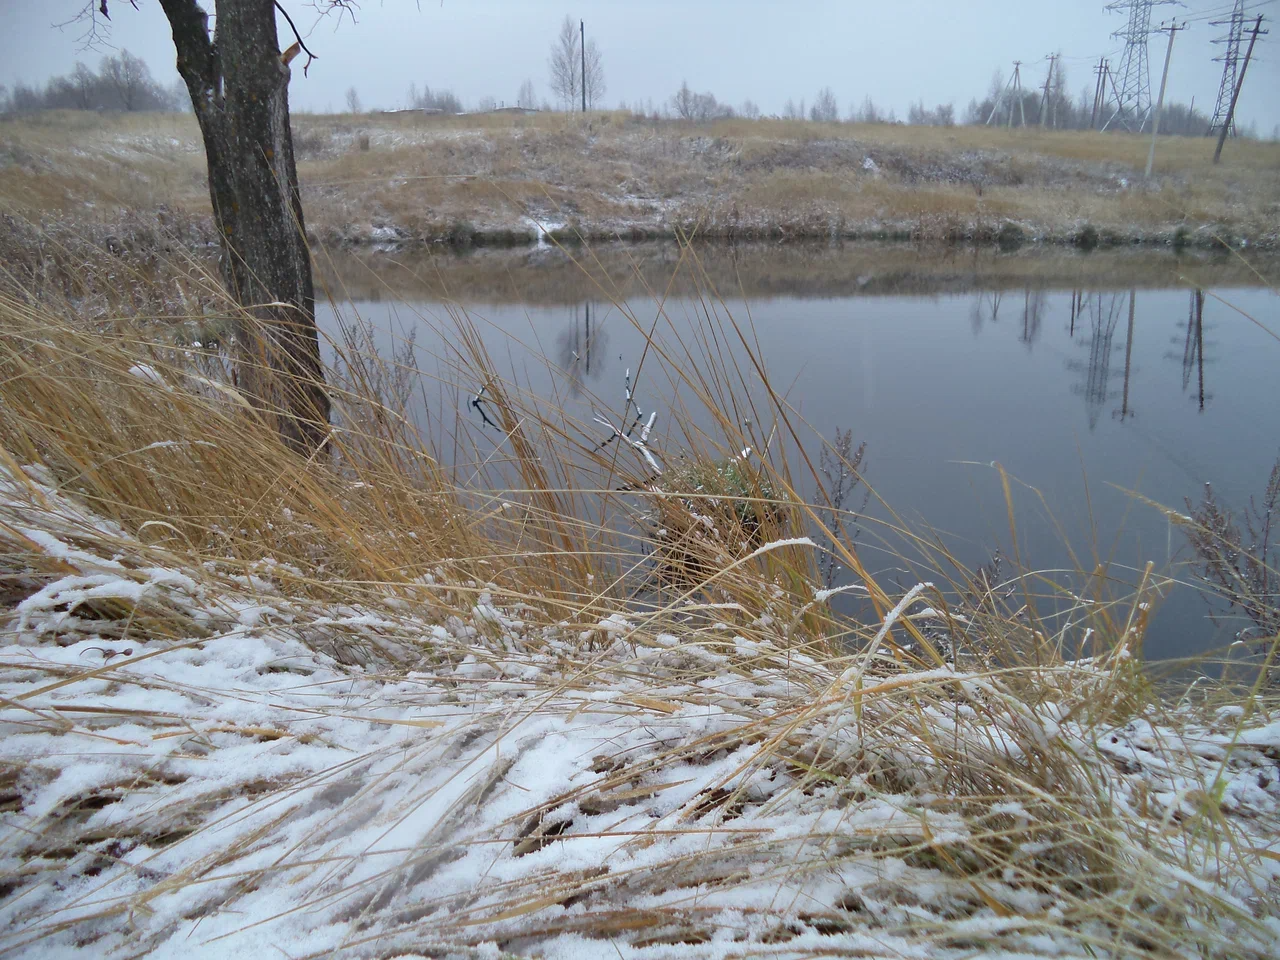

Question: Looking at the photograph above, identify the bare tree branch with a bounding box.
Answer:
[274,1,319,75]
[58,0,138,50]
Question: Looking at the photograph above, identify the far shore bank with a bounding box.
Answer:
[315,239,1280,306]
[4,110,1278,258]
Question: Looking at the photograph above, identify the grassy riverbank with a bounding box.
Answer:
[3,109,1280,249]
[1,229,1279,957]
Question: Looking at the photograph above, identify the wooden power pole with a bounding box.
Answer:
[580,20,587,113]
[1146,21,1184,179]
[1214,15,1267,163]
[1012,61,1026,128]
[1039,54,1057,128]
[1090,58,1107,128]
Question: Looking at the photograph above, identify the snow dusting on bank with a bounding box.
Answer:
[2,462,1279,959]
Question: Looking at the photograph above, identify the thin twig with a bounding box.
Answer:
[274,1,319,75]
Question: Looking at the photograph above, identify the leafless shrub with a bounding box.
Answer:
[670,81,733,122]
[1185,455,1280,653]
[817,428,868,587]
[810,87,839,124]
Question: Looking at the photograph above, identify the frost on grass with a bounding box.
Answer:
[1,464,1279,960]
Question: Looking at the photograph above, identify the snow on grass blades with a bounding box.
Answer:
[2,451,1279,959]
[0,262,1278,959]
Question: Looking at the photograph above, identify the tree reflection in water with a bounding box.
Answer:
[556,301,609,397]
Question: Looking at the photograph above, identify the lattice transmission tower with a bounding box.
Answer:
[1104,0,1178,131]
[1208,0,1247,137]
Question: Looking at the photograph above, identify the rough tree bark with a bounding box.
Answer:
[158,0,330,453]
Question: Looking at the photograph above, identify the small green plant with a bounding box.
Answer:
[645,454,789,588]
[663,456,784,530]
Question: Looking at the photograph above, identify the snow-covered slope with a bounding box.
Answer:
[2,463,1279,959]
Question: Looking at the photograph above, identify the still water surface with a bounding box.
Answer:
[319,252,1279,661]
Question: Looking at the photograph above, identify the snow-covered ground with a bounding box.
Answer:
[2,460,1279,959]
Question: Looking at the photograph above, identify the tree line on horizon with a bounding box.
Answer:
[2,31,1271,140]
[0,50,188,115]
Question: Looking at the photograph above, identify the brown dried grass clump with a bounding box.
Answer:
[0,234,1277,959]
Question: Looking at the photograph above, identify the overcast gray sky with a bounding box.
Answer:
[3,0,1277,132]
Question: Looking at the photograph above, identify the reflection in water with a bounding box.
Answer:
[556,301,609,397]
[1115,290,1136,423]
[1180,290,1207,411]
[1019,290,1046,350]
[1068,292,1124,430]
[969,291,1003,334]
[318,281,1276,660]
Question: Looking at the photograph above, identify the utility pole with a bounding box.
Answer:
[1015,62,1026,127]
[1006,61,1025,128]
[1090,58,1108,128]
[1214,15,1267,163]
[984,62,1027,128]
[1039,54,1057,128]
[1100,60,1129,131]
[580,20,587,113]
[1145,20,1184,179]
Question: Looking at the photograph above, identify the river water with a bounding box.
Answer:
[317,244,1279,662]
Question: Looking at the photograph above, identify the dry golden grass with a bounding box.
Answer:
[1,242,1278,957]
[4,109,1279,247]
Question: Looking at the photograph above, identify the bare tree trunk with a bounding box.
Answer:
[160,0,329,454]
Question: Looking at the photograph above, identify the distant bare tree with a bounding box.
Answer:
[71,62,96,109]
[851,96,884,124]
[167,76,191,112]
[548,15,579,110]
[100,50,150,110]
[583,38,606,109]
[475,95,497,113]
[810,86,839,123]
[907,100,956,126]
[345,86,362,114]
[411,84,462,114]
[738,99,761,120]
[670,81,731,122]
[518,78,537,109]
[782,98,802,121]
[671,80,695,121]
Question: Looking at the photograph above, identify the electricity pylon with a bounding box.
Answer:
[1208,0,1247,137]
[1103,0,1178,132]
